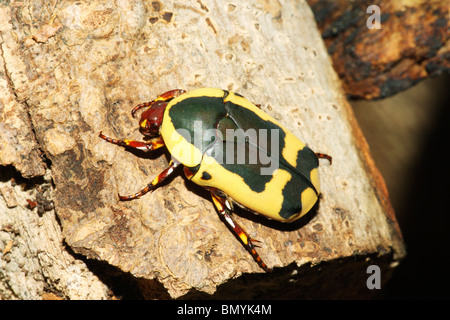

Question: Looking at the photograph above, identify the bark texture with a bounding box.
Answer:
[0,0,405,299]
[308,0,449,99]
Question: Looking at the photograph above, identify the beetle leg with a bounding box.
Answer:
[210,190,272,272]
[131,89,186,118]
[99,131,165,151]
[316,153,332,165]
[119,160,181,200]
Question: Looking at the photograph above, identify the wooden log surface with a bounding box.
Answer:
[0,0,405,299]
[307,0,449,99]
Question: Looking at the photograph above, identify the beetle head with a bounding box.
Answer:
[138,101,167,137]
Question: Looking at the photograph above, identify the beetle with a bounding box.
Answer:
[99,88,331,271]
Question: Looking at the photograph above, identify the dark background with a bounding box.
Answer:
[351,73,450,299]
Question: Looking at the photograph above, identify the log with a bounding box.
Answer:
[0,0,405,299]
[307,0,450,99]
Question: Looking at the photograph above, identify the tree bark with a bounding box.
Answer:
[0,0,405,299]
[307,0,449,99]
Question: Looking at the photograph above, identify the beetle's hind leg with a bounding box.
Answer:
[210,188,272,272]
[118,160,181,200]
[316,153,332,165]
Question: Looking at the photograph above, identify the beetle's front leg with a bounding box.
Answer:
[210,189,272,272]
[119,160,181,200]
[99,131,165,151]
[131,89,186,118]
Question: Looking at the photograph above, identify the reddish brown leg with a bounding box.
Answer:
[210,189,272,272]
[131,89,186,118]
[316,153,332,165]
[119,160,181,200]
[99,131,165,151]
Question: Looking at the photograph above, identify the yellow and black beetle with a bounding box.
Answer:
[99,88,331,271]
